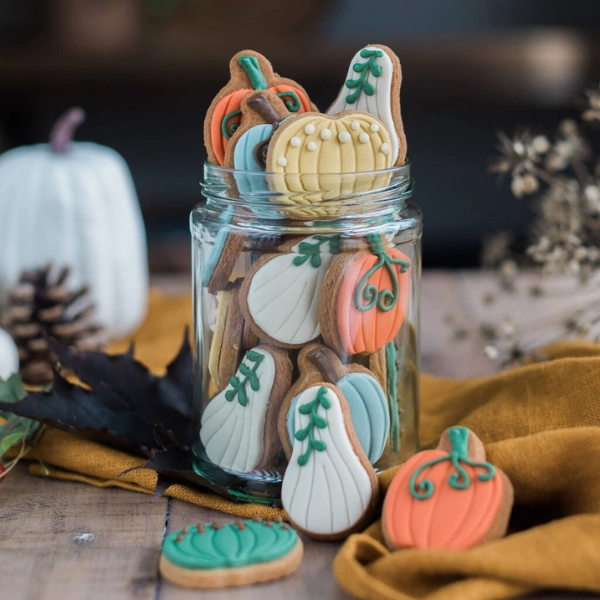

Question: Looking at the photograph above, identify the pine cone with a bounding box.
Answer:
[0,266,106,385]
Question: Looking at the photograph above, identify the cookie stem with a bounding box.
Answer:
[246,92,283,125]
[238,55,268,90]
[305,346,346,384]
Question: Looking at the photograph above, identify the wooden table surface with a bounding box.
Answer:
[1,271,597,600]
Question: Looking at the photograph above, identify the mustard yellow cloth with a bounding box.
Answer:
[18,292,600,599]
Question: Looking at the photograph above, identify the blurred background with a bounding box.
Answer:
[2,0,600,272]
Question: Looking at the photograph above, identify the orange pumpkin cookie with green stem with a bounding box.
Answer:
[319,233,411,355]
[382,426,514,551]
[204,50,315,166]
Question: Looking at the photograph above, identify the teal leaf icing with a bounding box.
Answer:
[224,350,264,406]
[287,373,389,464]
[295,386,330,466]
[409,427,495,500]
[292,235,341,268]
[345,48,384,104]
[355,234,411,313]
[162,520,298,569]
[201,206,235,287]
[386,342,401,453]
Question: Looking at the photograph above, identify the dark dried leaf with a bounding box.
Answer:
[0,330,193,458]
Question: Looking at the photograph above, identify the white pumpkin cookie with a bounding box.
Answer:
[327,45,407,165]
[239,235,341,348]
[200,345,292,473]
[281,382,379,540]
[265,111,394,216]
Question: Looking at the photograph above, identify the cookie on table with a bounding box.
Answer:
[265,111,394,215]
[200,345,292,473]
[160,518,303,589]
[204,50,315,166]
[240,234,342,349]
[281,382,379,540]
[327,44,407,165]
[319,233,411,355]
[279,343,390,465]
[382,426,514,550]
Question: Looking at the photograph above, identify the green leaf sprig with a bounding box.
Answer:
[295,386,331,466]
[225,350,265,407]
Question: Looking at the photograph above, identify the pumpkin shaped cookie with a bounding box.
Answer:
[160,519,303,589]
[204,50,315,166]
[279,343,390,465]
[281,382,379,540]
[265,111,394,216]
[199,345,292,473]
[328,45,407,165]
[382,426,514,550]
[320,233,411,355]
[240,234,341,348]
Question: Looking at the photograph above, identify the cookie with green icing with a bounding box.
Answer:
[159,517,303,589]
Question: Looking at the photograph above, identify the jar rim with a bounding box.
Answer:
[203,159,411,179]
[199,160,414,223]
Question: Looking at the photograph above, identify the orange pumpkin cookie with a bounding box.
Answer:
[204,50,315,166]
[319,233,411,355]
[382,427,514,551]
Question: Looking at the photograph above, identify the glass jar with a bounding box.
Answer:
[190,162,421,503]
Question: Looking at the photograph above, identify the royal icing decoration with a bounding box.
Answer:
[281,384,378,538]
[200,347,275,472]
[163,520,298,570]
[386,341,401,452]
[243,235,340,347]
[383,427,513,550]
[327,45,406,165]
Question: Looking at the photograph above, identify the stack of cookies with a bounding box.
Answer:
[199,46,412,541]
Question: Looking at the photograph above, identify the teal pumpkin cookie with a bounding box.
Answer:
[159,518,303,589]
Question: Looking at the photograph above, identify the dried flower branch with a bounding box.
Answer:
[481,84,600,364]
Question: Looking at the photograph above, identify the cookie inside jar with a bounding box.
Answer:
[190,47,421,518]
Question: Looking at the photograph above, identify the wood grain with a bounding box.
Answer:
[0,272,597,600]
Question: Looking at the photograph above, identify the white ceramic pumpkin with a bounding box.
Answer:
[0,108,148,338]
[0,327,19,381]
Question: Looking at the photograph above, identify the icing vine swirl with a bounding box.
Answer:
[355,234,411,312]
[295,386,330,466]
[409,426,495,500]
[225,350,264,406]
[293,235,341,268]
[345,48,384,104]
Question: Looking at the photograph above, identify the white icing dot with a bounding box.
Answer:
[370,123,380,133]
[359,132,370,144]
[304,124,315,134]
[380,143,390,155]
[290,136,301,147]
[338,131,351,143]
[277,157,288,167]
[351,121,360,130]
[307,142,317,151]
[320,128,332,140]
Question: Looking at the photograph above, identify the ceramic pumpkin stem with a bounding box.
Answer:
[50,107,86,154]
[409,426,495,500]
[355,234,411,312]
[305,346,346,384]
